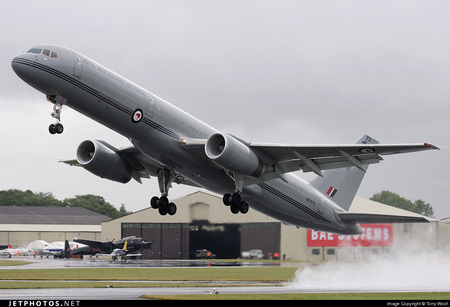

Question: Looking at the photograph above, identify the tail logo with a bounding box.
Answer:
[327,186,338,197]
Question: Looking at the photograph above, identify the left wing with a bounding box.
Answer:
[249,141,439,177]
[182,135,439,179]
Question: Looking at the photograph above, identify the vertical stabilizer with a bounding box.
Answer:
[309,135,379,211]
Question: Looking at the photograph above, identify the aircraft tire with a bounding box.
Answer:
[49,124,56,134]
[232,193,241,205]
[150,196,159,209]
[223,193,232,206]
[168,203,177,215]
[158,206,168,216]
[159,196,169,209]
[239,201,249,214]
[55,123,64,134]
[230,203,240,214]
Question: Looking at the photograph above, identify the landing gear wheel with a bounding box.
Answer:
[239,201,249,214]
[54,123,64,134]
[159,196,169,209]
[230,203,240,214]
[168,203,177,216]
[158,206,168,216]
[150,196,159,209]
[232,193,241,205]
[49,124,56,135]
[223,193,232,206]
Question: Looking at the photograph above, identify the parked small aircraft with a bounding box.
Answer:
[73,236,151,253]
[110,241,142,262]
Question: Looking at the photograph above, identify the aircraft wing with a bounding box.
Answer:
[181,136,438,181]
[60,145,201,188]
[124,253,143,257]
[72,239,110,250]
[336,212,431,224]
[249,142,439,176]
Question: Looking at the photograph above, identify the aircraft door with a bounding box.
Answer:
[318,197,325,215]
[146,97,155,118]
[73,54,83,78]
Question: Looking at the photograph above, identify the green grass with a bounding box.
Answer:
[0,267,297,282]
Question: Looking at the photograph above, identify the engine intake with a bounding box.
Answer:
[205,133,264,177]
[77,140,132,184]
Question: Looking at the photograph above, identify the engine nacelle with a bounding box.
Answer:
[77,140,132,184]
[205,133,264,177]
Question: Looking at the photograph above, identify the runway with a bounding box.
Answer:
[1,257,449,300]
[3,285,449,300]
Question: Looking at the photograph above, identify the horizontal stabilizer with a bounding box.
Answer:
[337,212,430,224]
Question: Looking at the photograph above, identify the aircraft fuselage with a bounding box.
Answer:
[12,45,367,235]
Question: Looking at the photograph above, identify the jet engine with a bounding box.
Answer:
[205,133,264,177]
[76,140,132,184]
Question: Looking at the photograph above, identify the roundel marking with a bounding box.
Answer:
[131,108,144,123]
[360,148,374,154]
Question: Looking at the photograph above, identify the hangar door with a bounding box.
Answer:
[189,221,240,259]
[122,223,189,259]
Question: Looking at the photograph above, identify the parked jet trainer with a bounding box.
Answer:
[12,45,438,235]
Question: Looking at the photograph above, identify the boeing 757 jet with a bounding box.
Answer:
[11,45,438,235]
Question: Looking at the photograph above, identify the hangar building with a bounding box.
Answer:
[102,191,450,261]
[0,207,110,249]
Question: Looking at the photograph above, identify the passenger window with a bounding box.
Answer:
[50,51,58,58]
[42,49,51,57]
[27,48,42,54]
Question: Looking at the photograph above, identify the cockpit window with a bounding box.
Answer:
[26,48,58,58]
[27,48,42,54]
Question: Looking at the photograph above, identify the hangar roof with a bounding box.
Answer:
[0,206,111,225]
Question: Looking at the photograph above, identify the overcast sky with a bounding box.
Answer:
[2,0,450,218]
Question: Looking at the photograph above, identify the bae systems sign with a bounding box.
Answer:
[307,224,393,247]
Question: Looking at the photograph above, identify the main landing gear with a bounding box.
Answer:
[150,196,177,216]
[149,169,177,216]
[223,192,249,214]
[47,94,65,134]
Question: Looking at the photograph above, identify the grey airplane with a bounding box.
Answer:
[11,45,438,235]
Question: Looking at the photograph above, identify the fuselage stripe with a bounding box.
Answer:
[257,182,330,223]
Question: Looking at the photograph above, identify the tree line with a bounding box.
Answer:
[0,189,131,219]
[370,190,434,218]
[0,188,434,219]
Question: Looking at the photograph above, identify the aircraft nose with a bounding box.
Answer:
[11,54,32,82]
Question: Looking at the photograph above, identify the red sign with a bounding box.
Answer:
[307,224,393,247]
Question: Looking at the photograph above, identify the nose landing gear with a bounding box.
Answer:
[47,94,65,134]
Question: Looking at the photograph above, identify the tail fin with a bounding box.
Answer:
[64,240,70,252]
[309,135,379,211]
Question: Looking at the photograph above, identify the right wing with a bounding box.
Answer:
[60,145,201,188]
